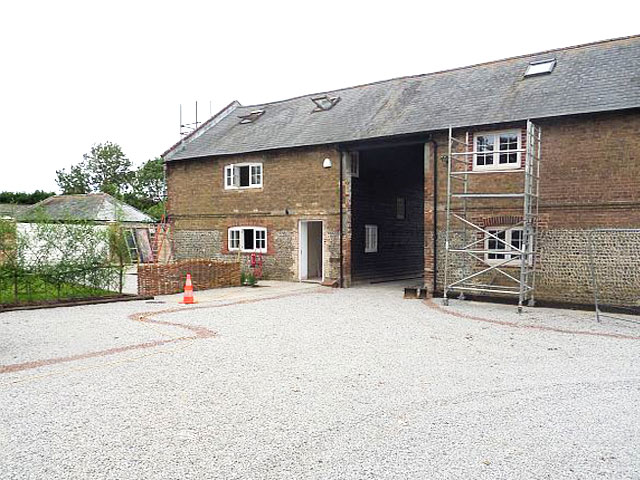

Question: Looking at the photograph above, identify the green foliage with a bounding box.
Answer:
[56,142,132,196]
[145,201,166,221]
[132,158,165,204]
[107,223,132,267]
[56,143,165,219]
[0,219,18,268]
[0,211,125,305]
[241,271,257,286]
[0,190,56,205]
[55,163,91,194]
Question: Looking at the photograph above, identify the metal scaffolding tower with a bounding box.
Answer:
[443,121,541,312]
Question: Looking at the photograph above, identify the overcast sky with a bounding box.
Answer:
[0,1,637,193]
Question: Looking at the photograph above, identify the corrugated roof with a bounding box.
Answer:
[165,35,640,161]
[21,194,154,223]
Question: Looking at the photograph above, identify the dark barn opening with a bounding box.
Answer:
[351,144,424,283]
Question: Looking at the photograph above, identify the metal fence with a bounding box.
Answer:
[0,264,124,306]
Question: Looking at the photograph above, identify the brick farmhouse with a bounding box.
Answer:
[163,35,640,307]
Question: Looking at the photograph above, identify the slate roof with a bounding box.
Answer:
[21,194,154,224]
[0,203,30,219]
[165,35,640,162]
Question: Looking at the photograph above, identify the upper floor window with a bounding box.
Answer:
[224,163,263,189]
[228,226,267,252]
[473,131,521,171]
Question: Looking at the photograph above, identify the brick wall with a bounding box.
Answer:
[166,146,342,283]
[430,110,640,305]
[137,259,241,296]
[167,108,640,304]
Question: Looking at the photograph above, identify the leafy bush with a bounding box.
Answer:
[241,271,257,287]
[0,212,130,305]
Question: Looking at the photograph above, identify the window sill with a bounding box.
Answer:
[224,186,263,191]
[473,163,521,172]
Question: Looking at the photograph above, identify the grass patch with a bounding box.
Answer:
[0,272,118,306]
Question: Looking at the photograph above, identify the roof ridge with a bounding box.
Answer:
[238,33,640,110]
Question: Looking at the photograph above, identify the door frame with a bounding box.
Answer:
[298,220,324,282]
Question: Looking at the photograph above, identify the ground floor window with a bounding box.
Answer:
[485,227,523,264]
[228,227,267,252]
[365,224,378,253]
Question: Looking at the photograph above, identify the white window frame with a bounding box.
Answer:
[473,130,521,171]
[349,152,360,178]
[365,224,378,253]
[224,162,263,190]
[228,226,267,253]
[484,227,524,266]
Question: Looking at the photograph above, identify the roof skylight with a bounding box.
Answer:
[311,95,341,112]
[238,110,265,124]
[524,59,556,77]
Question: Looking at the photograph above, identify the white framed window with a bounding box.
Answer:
[229,228,241,250]
[365,224,378,253]
[228,227,267,252]
[473,131,521,170]
[484,227,524,265]
[396,197,406,220]
[349,152,360,178]
[224,163,263,189]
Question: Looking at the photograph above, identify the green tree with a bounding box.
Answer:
[132,158,165,204]
[56,142,166,219]
[55,163,91,194]
[56,142,132,196]
[0,190,56,204]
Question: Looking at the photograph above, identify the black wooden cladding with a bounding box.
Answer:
[351,144,424,282]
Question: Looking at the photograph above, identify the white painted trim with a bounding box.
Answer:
[365,224,378,253]
[298,220,325,283]
[228,226,267,253]
[223,162,263,190]
[349,152,360,178]
[483,226,523,266]
[473,130,521,171]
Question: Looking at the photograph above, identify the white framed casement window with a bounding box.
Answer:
[484,227,524,265]
[473,131,521,171]
[228,227,267,252]
[224,163,263,189]
[365,224,378,253]
[349,152,360,178]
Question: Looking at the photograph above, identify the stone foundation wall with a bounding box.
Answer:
[173,230,222,260]
[537,230,640,306]
[138,259,241,296]
[436,229,640,307]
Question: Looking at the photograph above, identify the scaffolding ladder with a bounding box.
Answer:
[443,121,541,312]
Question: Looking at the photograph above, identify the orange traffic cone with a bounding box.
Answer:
[179,273,197,304]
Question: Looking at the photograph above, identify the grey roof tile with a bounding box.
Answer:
[165,35,640,161]
[21,194,154,224]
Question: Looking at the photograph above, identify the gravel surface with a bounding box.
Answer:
[1,283,639,479]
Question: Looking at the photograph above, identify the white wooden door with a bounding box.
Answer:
[299,221,308,280]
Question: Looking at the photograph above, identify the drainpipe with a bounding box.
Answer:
[429,139,438,295]
[338,147,344,287]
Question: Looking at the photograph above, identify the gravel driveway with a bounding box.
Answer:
[1,282,639,479]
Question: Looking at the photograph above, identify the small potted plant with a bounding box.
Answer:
[241,272,258,287]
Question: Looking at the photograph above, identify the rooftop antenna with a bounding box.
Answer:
[179,101,202,136]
